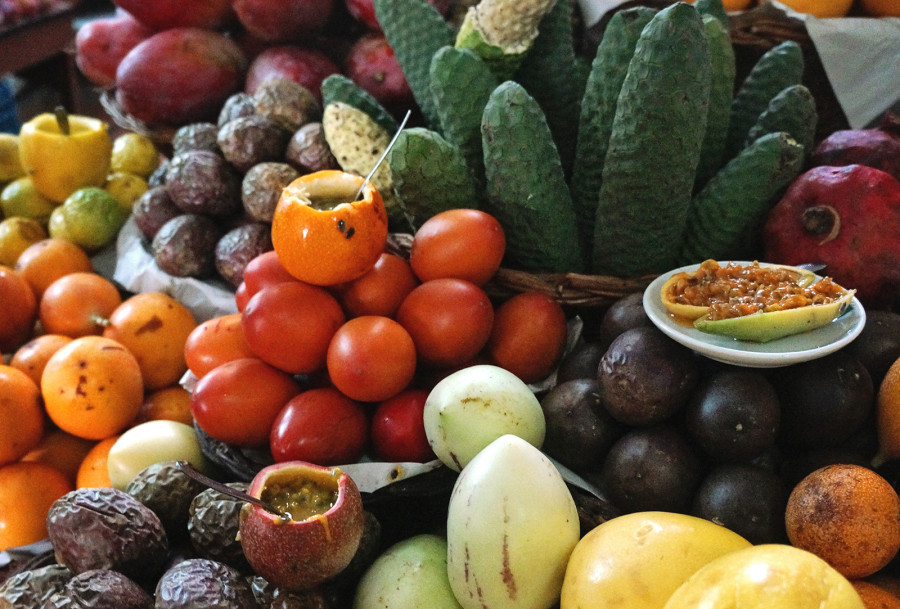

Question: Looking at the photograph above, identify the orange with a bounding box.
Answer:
[271,170,389,286]
[0,461,73,551]
[42,335,144,440]
[776,0,853,17]
[785,464,900,579]
[0,265,37,356]
[75,435,119,488]
[859,0,900,16]
[15,238,93,299]
[853,580,900,609]
[134,385,193,426]
[101,291,198,390]
[876,356,900,466]
[38,271,122,338]
[21,428,95,486]
[0,364,45,466]
[9,333,72,386]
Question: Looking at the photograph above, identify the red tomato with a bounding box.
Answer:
[242,281,346,374]
[396,278,494,369]
[242,250,298,300]
[371,389,435,462]
[326,316,417,402]
[191,357,302,448]
[270,387,368,465]
[0,265,36,353]
[409,209,505,285]
[183,313,255,379]
[335,252,419,318]
[234,281,250,312]
[488,291,569,383]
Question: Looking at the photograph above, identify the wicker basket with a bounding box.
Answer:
[386,233,656,309]
[100,89,180,145]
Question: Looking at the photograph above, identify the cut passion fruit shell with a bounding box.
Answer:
[660,260,818,321]
[693,289,856,343]
[660,260,856,343]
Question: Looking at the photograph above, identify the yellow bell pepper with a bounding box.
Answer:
[18,108,112,203]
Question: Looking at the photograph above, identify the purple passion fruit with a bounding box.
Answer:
[661,260,855,342]
[238,461,364,591]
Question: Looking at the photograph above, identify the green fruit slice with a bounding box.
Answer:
[693,288,856,343]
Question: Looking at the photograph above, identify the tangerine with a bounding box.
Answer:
[42,336,144,440]
[14,238,94,300]
[785,463,900,579]
[853,580,900,609]
[0,461,73,551]
[271,170,389,286]
[134,385,193,426]
[39,271,122,337]
[75,435,119,488]
[101,291,197,390]
[21,428,95,486]
[9,333,72,386]
[0,264,37,353]
[860,0,900,16]
[876,356,900,465]
[776,0,853,17]
[0,364,45,466]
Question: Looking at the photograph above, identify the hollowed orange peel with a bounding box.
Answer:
[271,170,389,286]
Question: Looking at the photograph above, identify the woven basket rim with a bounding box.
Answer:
[386,232,655,307]
[100,90,179,144]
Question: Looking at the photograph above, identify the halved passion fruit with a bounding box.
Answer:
[661,260,855,343]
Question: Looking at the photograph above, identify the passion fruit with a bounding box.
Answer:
[238,460,365,591]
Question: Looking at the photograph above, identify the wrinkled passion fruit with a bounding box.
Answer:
[0,563,72,608]
[239,461,365,591]
[42,569,153,609]
[662,259,855,342]
[45,488,168,586]
[155,558,257,609]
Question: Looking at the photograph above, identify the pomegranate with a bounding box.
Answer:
[811,113,900,183]
[763,164,900,309]
[238,461,364,591]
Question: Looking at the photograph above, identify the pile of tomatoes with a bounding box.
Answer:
[187,208,571,468]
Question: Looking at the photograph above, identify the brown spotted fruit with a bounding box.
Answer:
[764,164,900,309]
[238,460,365,591]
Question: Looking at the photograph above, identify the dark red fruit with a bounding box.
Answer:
[763,164,900,309]
[343,32,413,113]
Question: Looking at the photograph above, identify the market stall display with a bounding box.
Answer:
[3,0,900,607]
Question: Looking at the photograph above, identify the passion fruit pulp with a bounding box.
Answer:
[238,461,365,591]
[661,260,855,343]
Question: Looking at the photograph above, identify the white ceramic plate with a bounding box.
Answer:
[642,262,866,368]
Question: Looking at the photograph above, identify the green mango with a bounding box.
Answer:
[693,289,856,343]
